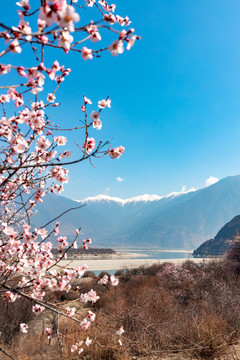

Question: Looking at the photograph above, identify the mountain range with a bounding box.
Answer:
[32,175,240,250]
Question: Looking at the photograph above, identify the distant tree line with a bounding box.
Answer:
[51,247,116,256]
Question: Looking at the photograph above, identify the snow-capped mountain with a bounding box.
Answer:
[32,175,240,249]
[77,187,197,206]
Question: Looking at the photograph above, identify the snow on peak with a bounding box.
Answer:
[79,194,124,204]
[75,187,196,205]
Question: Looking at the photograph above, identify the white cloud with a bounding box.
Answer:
[116,177,123,182]
[104,187,110,194]
[205,176,219,187]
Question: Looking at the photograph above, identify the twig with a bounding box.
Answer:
[40,204,86,229]
[0,347,18,360]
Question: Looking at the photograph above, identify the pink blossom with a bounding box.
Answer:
[80,289,99,304]
[116,326,124,336]
[91,112,102,129]
[58,6,80,32]
[33,187,46,203]
[71,342,84,354]
[2,225,17,238]
[90,31,101,43]
[48,60,60,80]
[98,99,111,108]
[54,136,67,146]
[84,96,92,104]
[85,337,92,346]
[31,87,43,95]
[98,274,108,285]
[58,30,73,52]
[38,5,58,28]
[66,306,76,317]
[119,29,127,40]
[90,111,100,120]
[108,145,125,159]
[83,137,96,154]
[9,39,22,54]
[103,13,116,24]
[16,0,30,11]
[45,327,51,339]
[73,240,78,249]
[87,25,101,42]
[17,66,27,77]
[20,323,28,333]
[36,136,51,151]
[116,15,131,26]
[8,88,18,100]
[83,240,88,250]
[86,310,96,322]
[71,345,78,353]
[37,228,48,239]
[110,274,119,286]
[57,236,68,246]
[50,166,69,183]
[108,40,124,56]
[32,304,45,315]
[87,289,100,303]
[5,291,19,302]
[37,35,49,44]
[47,93,56,103]
[98,1,116,13]
[13,22,32,41]
[81,47,93,61]
[80,293,89,304]
[0,94,10,103]
[0,64,11,75]
[15,95,24,107]
[64,150,71,158]
[126,35,137,51]
[80,318,91,331]
[85,0,96,6]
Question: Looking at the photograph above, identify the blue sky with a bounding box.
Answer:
[2,0,240,199]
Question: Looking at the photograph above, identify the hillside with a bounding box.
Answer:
[193,215,240,256]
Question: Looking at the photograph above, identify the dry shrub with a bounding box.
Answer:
[8,334,63,360]
[169,312,234,358]
[96,261,240,359]
[59,310,127,360]
[226,240,240,276]
[3,260,240,360]
[0,296,32,344]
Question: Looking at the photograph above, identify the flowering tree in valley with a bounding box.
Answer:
[0,0,139,357]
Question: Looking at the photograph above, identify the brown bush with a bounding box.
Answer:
[2,260,240,360]
[96,261,240,359]
[0,296,32,344]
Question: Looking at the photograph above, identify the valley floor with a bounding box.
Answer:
[57,256,212,271]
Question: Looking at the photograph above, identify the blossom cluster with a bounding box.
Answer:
[98,274,119,286]
[0,0,137,356]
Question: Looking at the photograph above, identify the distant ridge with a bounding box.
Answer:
[76,187,197,205]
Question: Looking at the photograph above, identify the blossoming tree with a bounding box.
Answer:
[0,0,139,357]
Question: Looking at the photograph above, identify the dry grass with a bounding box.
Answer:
[2,258,240,359]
